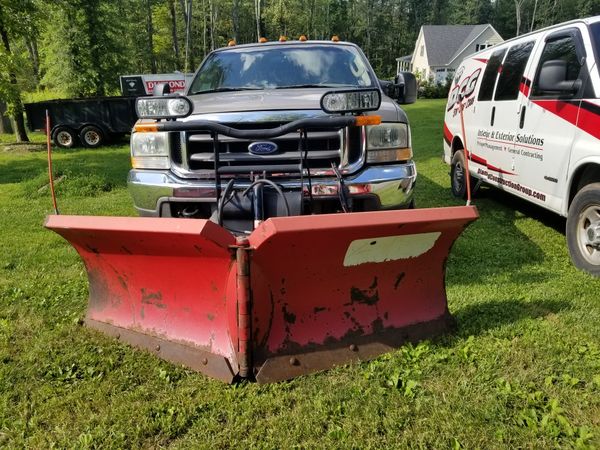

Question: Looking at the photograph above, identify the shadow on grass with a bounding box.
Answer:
[451,298,569,337]
[415,173,548,284]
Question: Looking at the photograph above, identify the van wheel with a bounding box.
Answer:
[567,183,600,276]
[450,151,472,199]
[80,125,104,148]
[52,126,77,149]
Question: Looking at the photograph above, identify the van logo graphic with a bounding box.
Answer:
[249,141,278,155]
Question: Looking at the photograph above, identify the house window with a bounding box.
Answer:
[420,45,424,57]
[436,68,446,72]
[476,43,492,52]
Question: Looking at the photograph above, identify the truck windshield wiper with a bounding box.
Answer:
[192,87,264,94]
[274,84,356,89]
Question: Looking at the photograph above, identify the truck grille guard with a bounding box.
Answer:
[149,115,366,229]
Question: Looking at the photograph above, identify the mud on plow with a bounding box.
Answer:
[45,91,478,383]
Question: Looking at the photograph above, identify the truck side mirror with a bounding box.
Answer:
[537,60,581,94]
[394,71,417,104]
[153,82,171,96]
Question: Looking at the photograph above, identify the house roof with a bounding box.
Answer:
[422,24,490,66]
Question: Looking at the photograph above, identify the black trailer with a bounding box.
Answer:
[25,96,138,148]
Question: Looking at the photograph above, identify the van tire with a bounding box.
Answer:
[52,126,77,149]
[450,151,472,199]
[80,125,104,148]
[567,183,600,276]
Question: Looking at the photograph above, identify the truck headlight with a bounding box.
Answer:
[136,96,192,119]
[366,123,412,163]
[130,132,170,169]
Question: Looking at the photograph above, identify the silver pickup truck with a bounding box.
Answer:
[128,39,417,231]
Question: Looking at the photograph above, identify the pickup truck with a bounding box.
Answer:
[128,39,418,231]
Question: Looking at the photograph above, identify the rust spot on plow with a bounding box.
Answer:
[282,304,296,324]
[85,244,99,254]
[313,306,327,314]
[207,313,215,321]
[394,272,405,290]
[348,277,379,306]
[121,246,133,255]
[141,289,166,309]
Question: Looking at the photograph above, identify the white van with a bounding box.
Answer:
[443,16,600,275]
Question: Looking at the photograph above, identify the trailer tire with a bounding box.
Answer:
[52,126,77,149]
[450,151,472,199]
[80,125,104,148]
[567,183,600,276]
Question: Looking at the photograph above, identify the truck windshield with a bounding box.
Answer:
[189,45,375,94]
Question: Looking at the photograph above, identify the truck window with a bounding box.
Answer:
[494,41,535,101]
[532,34,582,97]
[478,48,506,101]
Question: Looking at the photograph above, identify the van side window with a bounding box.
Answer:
[532,35,582,97]
[494,41,535,101]
[478,48,506,101]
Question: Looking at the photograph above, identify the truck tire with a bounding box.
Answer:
[450,150,473,199]
[79,125,104,148]
[52,126,77,149]
[567,183,600,276]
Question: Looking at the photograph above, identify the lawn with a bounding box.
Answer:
[0,99,598,449]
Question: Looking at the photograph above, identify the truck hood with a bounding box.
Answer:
[184,88,404,123]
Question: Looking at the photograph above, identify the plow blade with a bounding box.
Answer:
[45,206,478,383]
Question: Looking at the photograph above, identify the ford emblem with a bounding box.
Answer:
[248,141,278,155]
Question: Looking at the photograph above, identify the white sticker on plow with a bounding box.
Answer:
[343,232,442,267]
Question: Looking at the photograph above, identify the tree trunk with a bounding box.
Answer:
[25,36,40,87]
[232,0,239,42]
[0,102,13,135]
[146,0,157,73]
[255,0,261,40]
[169,0,180,69]
[0,10,29,142]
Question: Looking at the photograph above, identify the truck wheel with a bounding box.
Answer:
[567,183,600,276]
[80,125,104,148]
[450,151,472,199]
[52,126,77,149]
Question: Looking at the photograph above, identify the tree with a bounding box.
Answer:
[0,0,30,142]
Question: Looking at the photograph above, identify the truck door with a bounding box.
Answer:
[485,40,536,189]
[518,27,589,212]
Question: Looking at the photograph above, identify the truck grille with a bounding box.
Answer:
[179,125,362,176]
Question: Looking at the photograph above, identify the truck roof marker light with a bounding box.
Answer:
[279,36,287,42]
[259,37,268,43]
[299,35,307,42]
[228,39,236,47]
[355,115,381,126]
[134,123,159,133]
[331,35,340,42]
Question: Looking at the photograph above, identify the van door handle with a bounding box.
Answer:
[519,106,526,129]
[491,106,495,126]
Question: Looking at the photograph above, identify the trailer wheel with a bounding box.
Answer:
[450,151,473,199]
[80,125,104,148]
[567,183,600,276]
[52,127,77,149]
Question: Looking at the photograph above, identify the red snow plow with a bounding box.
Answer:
[46,206,476,383]
[44,79,478,383]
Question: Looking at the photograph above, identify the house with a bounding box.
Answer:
[397,24,503,83]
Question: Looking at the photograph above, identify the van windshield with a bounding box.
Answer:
[189,45,375,94]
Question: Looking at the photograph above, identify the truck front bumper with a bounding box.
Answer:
[128,162,417,217]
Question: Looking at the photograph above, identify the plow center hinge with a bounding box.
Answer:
[235,237,252,378]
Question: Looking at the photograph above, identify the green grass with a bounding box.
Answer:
[0,100,599,448]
